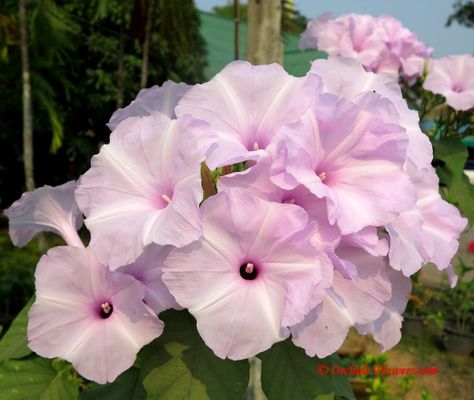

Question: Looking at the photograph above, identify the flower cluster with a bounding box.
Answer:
[6,57,466,384]
[300,13,433,81]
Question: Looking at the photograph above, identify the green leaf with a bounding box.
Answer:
[433,136,468,175]
[140,310,249,400]
[35,90,64,154]
[461,135,474,148]
[259,339,355,400]
[316,394,335,400]
[433,136,474,223]
[0,297,34,362]
[0,358,79,400]
[80,367,146,400]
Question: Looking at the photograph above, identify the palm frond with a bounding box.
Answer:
[35,89,64,154]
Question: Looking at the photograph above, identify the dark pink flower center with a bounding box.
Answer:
[151,192,173,209]
[99,301,113,319]
[314,168,327,182]
[246,136,268,152]
[240,262,258,280]
[282,197,296,204]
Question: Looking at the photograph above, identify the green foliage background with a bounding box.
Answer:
[0,0,207,209]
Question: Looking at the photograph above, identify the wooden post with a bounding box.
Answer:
[19,0,35,191]
[234,0,240,60]
[117,0,125,107]
[140,0,154,88]
[247,0,283,65]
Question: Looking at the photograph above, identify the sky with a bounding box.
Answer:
[195,0,474,57]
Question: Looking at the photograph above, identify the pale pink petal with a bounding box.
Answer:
[217,155,285,202]
[374,50,401,76]
[175,60,322,169]
[310,56,400,99]
[387,166,467,276]
[447,265,458,288]
[445,90,474,111]
[147,178,203,248]
[356,269,411,351]
[343,227,388,257]
[218,156,338,241]
[386,210,428,276]
[272,92,415,234]
[76,113,204,269]
[118,244,181,313]
[300,13,333,51]
[309,56,433,170]
[262,224,334,327]
[420,195,467,269]
[28,246,163,384]
[5,181,84,248]
[107,81,190,130]
[329,165,413,234]
[291,244,391,357]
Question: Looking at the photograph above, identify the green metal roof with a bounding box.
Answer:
[199,11,324,79]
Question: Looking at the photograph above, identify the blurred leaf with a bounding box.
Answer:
[29,0,79,61]
[433,136,474,222]
[259,339,355,400]
[0,13,18,62]
[316,394,335,400]
[0,297,34,362]
[80,367,146,400]
[140,310,249,400]
[0,236,39,322]
[461,135,474,148]
[34,84,64,154]
[433,136,467,173]
[92,0,115,22]
[0,358,79,400]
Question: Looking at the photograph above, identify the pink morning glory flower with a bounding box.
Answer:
[309,57,433,171]
[107,80,190,130]
[387,165,467,276]
[218,156,388,279]
[118,244,181,314]
[175,60,322,169]
[28,246,163,384]
[76,113,207,269]
[162,190,333,360]
[424,54,474,111]
[5,180,84,248]
[270,91,415,234]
